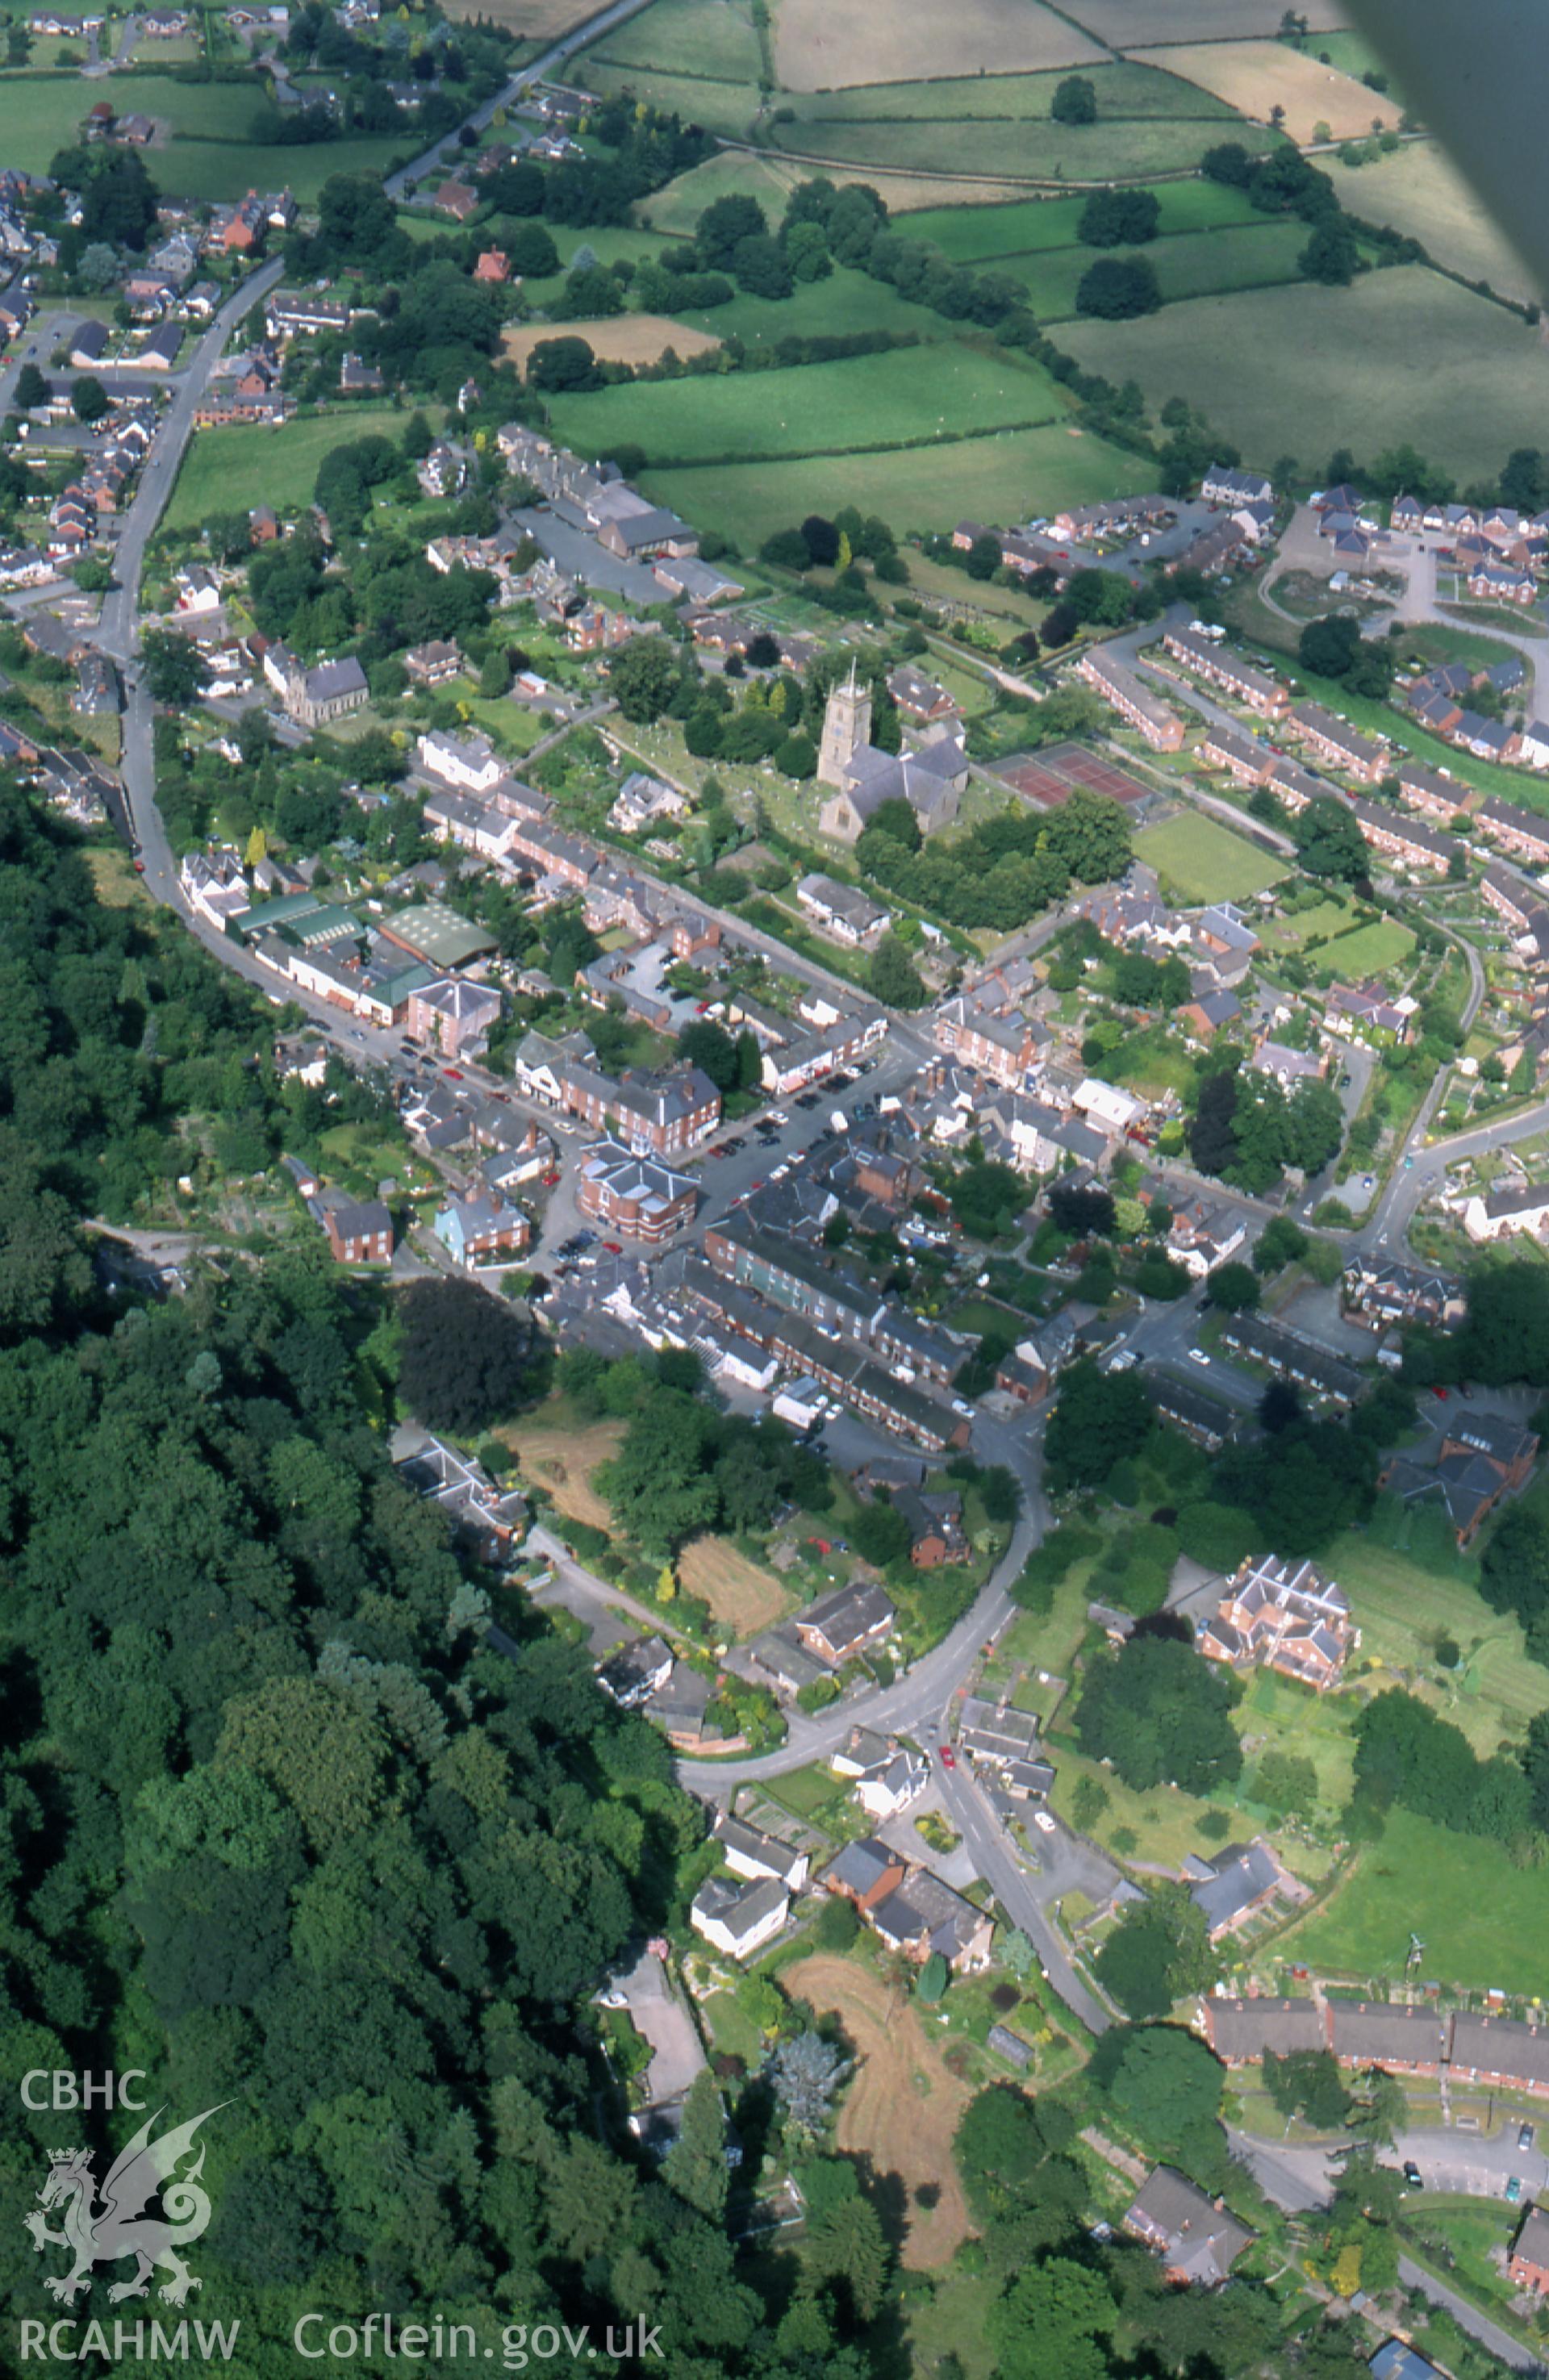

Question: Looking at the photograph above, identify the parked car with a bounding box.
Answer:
[1033,1810,1056,1835]
[1520,2123,1536,2152]
[1403,2161,1423,2189]
[1506,2176,1522,2205]
[937,1745,955,1768]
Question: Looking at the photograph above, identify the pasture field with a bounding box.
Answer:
[590,0,763,81]
[545,341,1064,466]
[641,419,1154,544]
[781,1956,975,2268]
[766,106,1267,181]
[678,262,954,349]
[504,313,720,374]
[637,148,805,237]
[1009,216,1309,317]
[573,57,761,137]
[165,407,409,532]
[1330,1526,1549,1757]
[901,176,1265,259]
[1060,265,1549,482]
[1280,1808,1549,1995]
[1063,0,1351,40]
[1134,808,1288,901]
[675,1535,791,1637]
[640,148,1037,236]
[784,59,1230,122]
[770,0,1105,90]
[1144,39,1399,140]
[1323,141,1541,307]
[440,0,600,29]
[165,127,408,203]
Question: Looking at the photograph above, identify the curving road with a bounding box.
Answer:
[1231,2126,1548,2376]
[383,0,658,202]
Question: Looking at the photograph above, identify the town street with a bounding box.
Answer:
[1231,2126,1549,2377]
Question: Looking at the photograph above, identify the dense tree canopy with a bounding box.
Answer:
[1076,1630,1244,1795]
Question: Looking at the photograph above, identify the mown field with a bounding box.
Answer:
[1145,39,1400,140]
[770,0,1106,89]
[1324,141,1542,307]
[1280,1807,1549,1995]
[166,407,409,531]
[545,341,1064,466]
[505,313,720,372]
[641,419,1154,545]
[0,69,410,194]
[1061,265,1549,481]
[1134,808,1288,902]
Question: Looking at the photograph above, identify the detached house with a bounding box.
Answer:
[793,1580,895,1667]
[1123,2169,1253,2286]
[1199,1553,1358,1691]
[690,1873,787,1961]
[322,1197,392,1265]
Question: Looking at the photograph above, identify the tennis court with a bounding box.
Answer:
[996,741,1155,808]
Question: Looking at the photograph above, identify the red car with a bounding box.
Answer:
[750,1178,763,1191]
[1432,1385,1449,1401]
[443,1067,462,1081]
[541,1169,560,1187]
[132,858,146,874]
[602,1241,622,1255]
[938,1745,955,1769]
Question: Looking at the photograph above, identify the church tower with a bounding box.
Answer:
[816,662,872,787]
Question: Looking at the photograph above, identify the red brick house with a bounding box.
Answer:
[1509,2207,1549,2296]
[323,1198,392,1264]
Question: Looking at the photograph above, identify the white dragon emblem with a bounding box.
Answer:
[23,2104,228,2307]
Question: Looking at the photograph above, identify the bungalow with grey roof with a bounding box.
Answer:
[1123,2169,1254,2286]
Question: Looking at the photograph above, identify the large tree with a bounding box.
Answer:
[396,1276,539,1433]
[1076,1630,1244,1795]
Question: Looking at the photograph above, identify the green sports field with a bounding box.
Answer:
[165,407,410,532]
[1280,1808,1549,1995]
[545,342,1064,467]
[1135,809,1288,902]
[641,420,1154,545]
[1062,264,1549,482]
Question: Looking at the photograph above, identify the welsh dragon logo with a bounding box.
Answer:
[23,2104,228,2308]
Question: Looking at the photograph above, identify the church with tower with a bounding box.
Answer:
[816,663,968,846]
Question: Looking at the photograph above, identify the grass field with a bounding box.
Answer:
[504,314,720,374]
[1280,1807,1549,1994]
[1009,216,1309,318]
[546,341,1063,466]
[591,0,764,80]
[1066,0,1351,39]
[766,101,1263,183]
[641,417,1154,544]
[678,262,954,351]
[1330,1527,1549,1756]
[1309,916,1416,977]
[1322,141,1541,309]
[441,0,600,28]
[902,176,1265,260]
[1145,40,1400,140]
[782,1955,975,2268]
[165,407,407,532]
[640,148,1038,237]
[675,1534,791,1638]
[0,70,409,198]
[1135,808,1288,901]
[1062,265,1549,482]
[770,0,1105,89]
